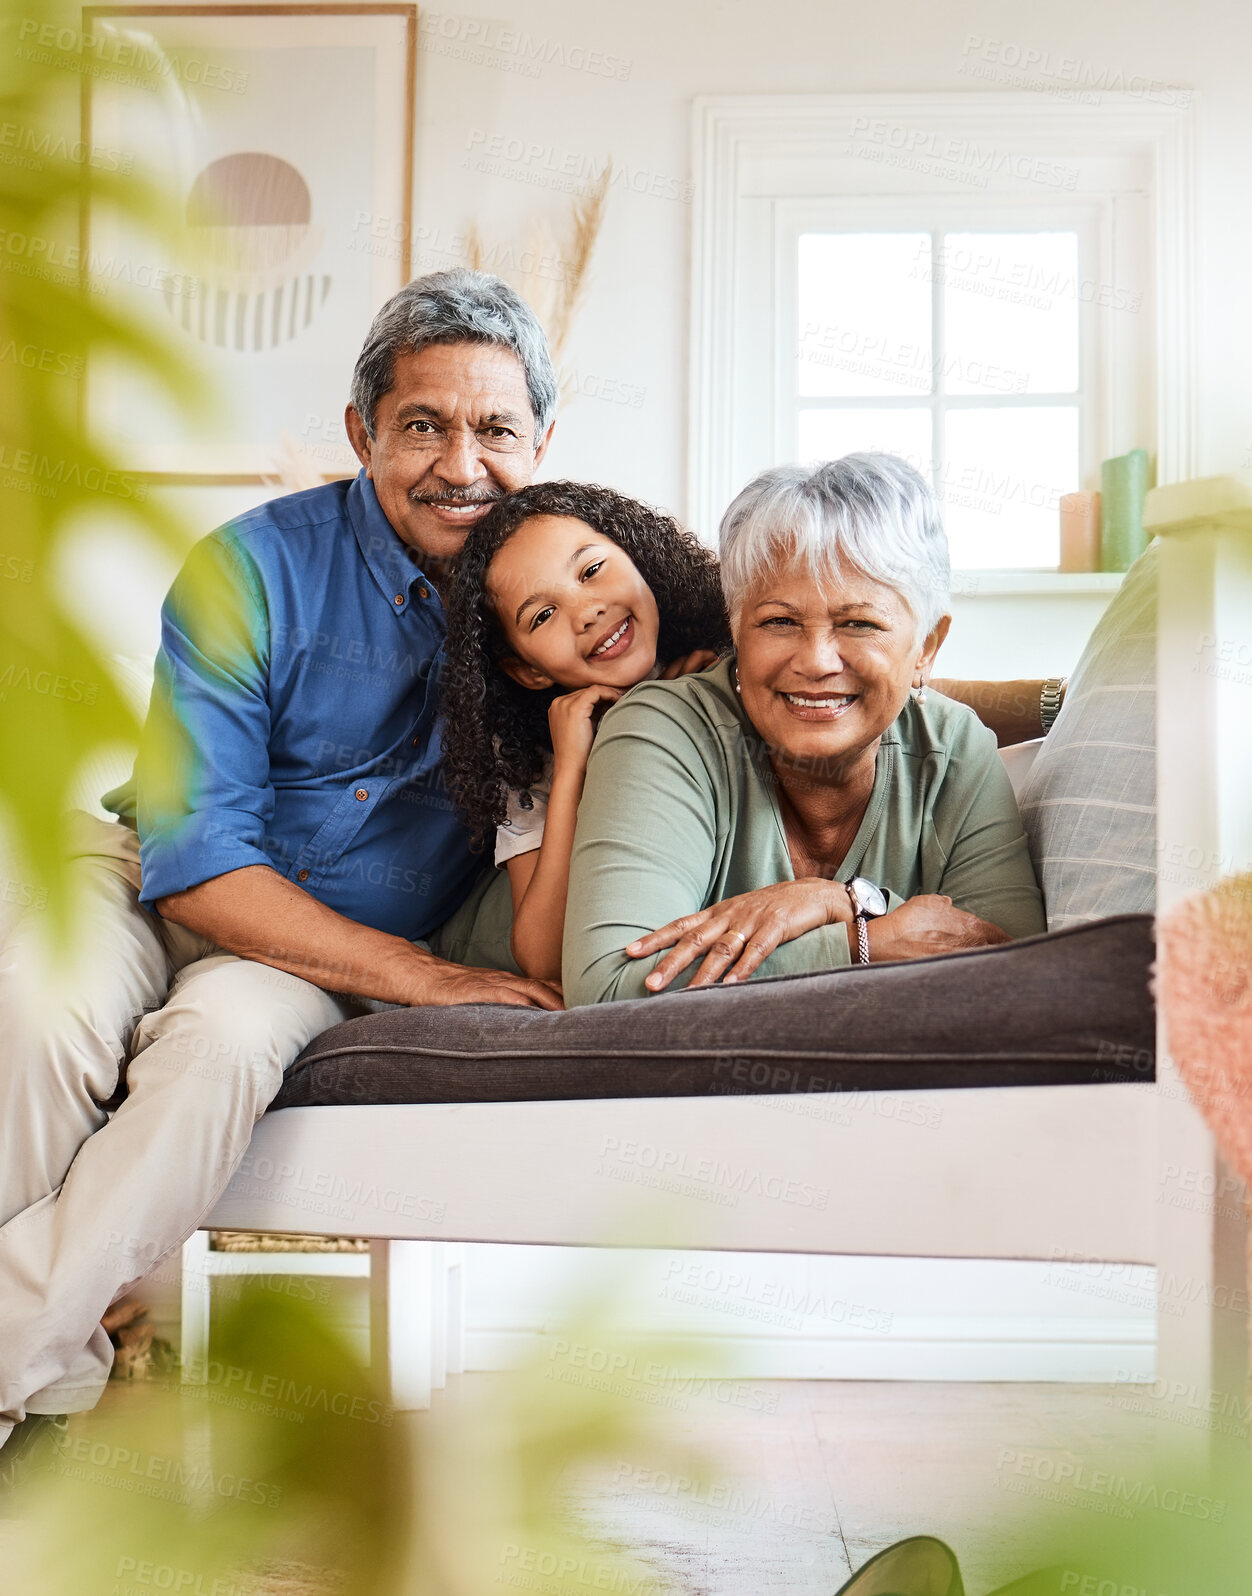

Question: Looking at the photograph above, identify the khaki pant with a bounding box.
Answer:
[0,815,510,1444]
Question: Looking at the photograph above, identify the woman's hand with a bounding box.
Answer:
[866,895,1011,962]
[547,684,623,774]
[625,878,855,991]
[659,648,720,680]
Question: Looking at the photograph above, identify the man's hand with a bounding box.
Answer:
[866,895,1011,962]
[410,962,562,1010]
[660,648,720,680]
[625,878,854,991]
[157,865,563,1010]
[930,678,1060,747]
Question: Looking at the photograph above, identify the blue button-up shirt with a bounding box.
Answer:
[104,472,482,941]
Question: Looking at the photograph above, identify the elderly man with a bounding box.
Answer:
[0,269,562,1461]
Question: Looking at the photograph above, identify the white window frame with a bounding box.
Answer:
[688,93,1197,579]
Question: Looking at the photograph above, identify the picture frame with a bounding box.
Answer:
[80,3,416,483]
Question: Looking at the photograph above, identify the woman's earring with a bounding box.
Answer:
[733,664,742,696]
[912,680,927,704]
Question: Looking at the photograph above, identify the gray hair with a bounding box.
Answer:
[718,453,951,639]
[348,267,558,441]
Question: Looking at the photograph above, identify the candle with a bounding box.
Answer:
[1059,491,1101,572]
[1100,450,1152,572]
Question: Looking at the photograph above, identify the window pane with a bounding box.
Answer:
[797,408,933,477]
[798,233,932,398]
[942,233,1080,395]
[942,407,1079,568]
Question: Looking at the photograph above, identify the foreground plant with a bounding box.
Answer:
[9,1283,718,1596]
[0,0,204,945]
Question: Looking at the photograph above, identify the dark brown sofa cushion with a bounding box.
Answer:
[272,915,1155,1109]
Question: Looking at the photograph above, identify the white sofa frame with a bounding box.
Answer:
[187,477,1252,1416]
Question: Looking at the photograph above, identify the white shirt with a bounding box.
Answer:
[494,756,553,866]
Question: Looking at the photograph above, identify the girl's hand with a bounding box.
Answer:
[625,878,855,991]
[660,648,720,680]
[547,684,624,772]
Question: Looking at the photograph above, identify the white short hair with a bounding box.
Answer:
[718,454,951,639]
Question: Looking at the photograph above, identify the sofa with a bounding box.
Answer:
[189,475,1252,1410]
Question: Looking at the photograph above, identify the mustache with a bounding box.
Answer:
[407,487,506,507]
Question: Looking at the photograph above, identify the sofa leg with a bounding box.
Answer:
[180,1232,211,1383]
[445,1244,465,1376]
[429,1243,448,1391]
[370,1239,435,1411]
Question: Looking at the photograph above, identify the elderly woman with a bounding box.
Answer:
[562,454,1045,1007]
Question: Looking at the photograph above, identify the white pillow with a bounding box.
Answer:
[1017,542,1157,929]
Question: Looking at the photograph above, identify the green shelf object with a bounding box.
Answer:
[1100,449,1152,572]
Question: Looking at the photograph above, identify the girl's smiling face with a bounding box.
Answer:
[485,514,661,691]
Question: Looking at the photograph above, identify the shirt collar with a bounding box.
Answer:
[347,469,439,615]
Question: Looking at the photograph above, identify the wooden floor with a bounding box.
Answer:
[2,1378,1158,1595]
[425,1376,1157,1596]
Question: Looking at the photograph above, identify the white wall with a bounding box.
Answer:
[98,0,1252,1374]
[144,0,1252,652]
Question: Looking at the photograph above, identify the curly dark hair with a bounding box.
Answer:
[441,480,730,847]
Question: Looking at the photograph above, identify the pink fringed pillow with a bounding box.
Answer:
[1157,875,1252,1184]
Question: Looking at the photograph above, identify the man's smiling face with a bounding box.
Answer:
[345,341,552,569]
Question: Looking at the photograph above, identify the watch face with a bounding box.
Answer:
[849,876,888,917]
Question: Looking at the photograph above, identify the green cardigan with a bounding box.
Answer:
[563,656,1046,1006]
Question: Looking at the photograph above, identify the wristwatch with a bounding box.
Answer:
[1039,677,1068,734]
[845,876,888,966]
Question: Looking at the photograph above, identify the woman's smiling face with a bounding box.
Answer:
[734,561,948,776]
[486,514,661,691]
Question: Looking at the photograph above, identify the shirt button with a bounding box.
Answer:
[411,737,419,747]
[297,869,309,882]
[394,594,405,606]
[355,788,369,801]
[417,585,429,601]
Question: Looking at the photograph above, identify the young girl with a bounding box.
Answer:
[442,481,731,982]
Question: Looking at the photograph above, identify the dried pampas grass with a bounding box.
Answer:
[466,161,611,406]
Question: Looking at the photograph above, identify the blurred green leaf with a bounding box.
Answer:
[0,0,208,945]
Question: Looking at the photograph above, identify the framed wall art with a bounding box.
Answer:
[81,4,416,482]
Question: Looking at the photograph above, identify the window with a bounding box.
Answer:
[789,221,1091,568]
[690,95,1194,577]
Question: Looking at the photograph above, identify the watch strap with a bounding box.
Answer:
[846,880,872,966]
[1040,676,1067,733]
